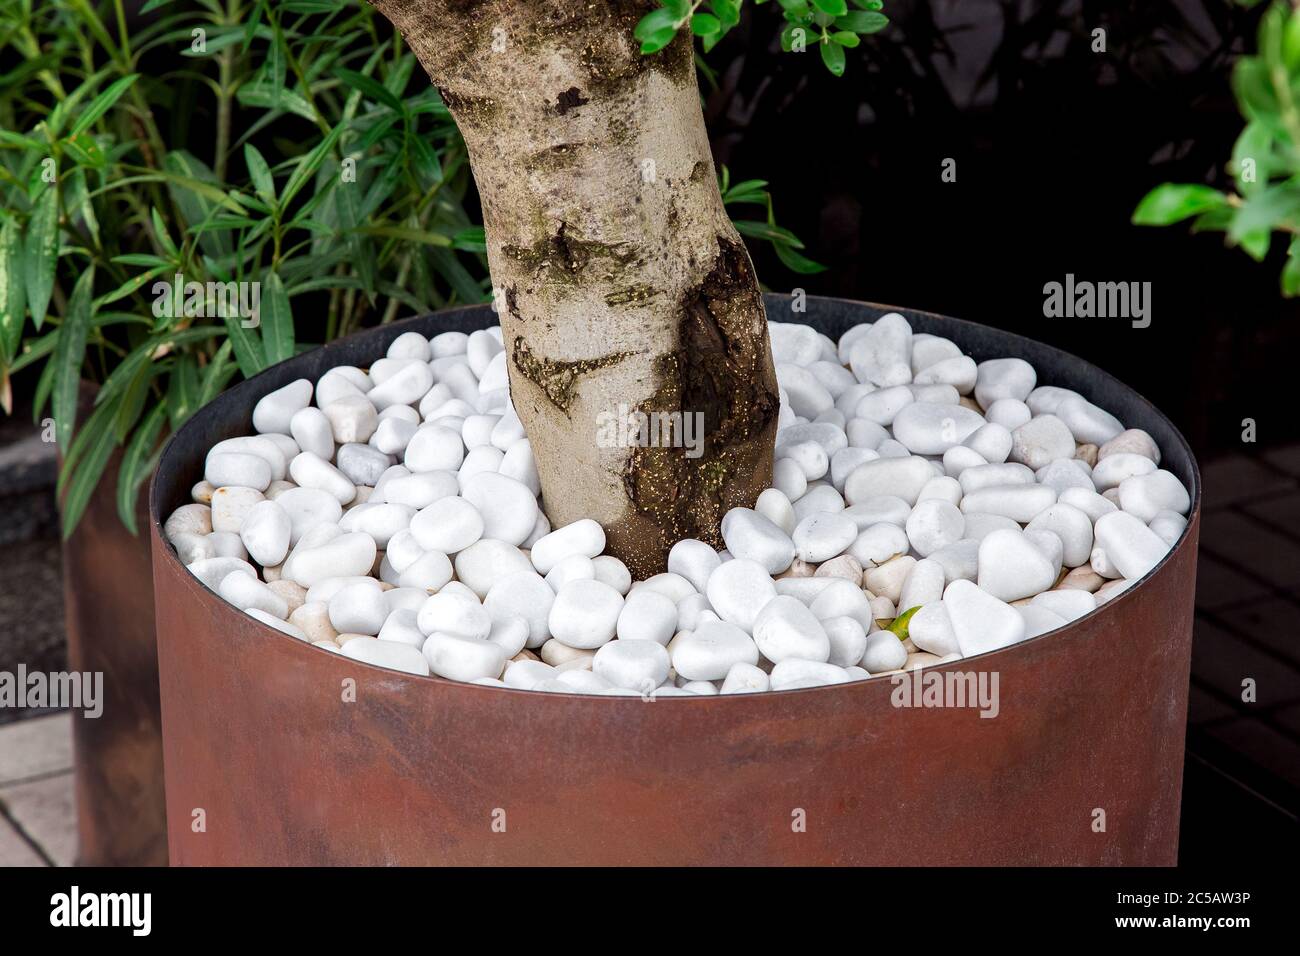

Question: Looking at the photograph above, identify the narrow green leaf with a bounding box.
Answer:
[886,606,921,641]
[52,267,95,452]
[59,399,121,539]
[259,271,294,365]
[117,401,166,533]
[0,215,26,364]
[69,74,140,137]
[244,143,276,204]
[23,184,59,328]
[223,309,267,380]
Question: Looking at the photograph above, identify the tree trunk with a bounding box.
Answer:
[369,0,778,576]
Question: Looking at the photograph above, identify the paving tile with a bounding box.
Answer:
[1199,454,1296,509]
[1212,598,1300,668]
[0,816,44,867]
[1199,718,1300,792]
[1274,703,1300,737]
[1241,490,1300,537]
[1199,510,1300,592]
[0,772,76,867]
[1194,554,1271,610]
[1264,444,1300,478]
[1191,619,1300,707]
[0,712,73,785]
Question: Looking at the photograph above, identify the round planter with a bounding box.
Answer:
[62,385,168,866]
[150,295,1199,866]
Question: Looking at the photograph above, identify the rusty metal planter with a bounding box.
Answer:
[150,296,1199,866]
[62,384,168,866]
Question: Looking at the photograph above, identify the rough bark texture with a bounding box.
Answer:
[370,0,778,576]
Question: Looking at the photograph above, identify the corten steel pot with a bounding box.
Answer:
[150,295,1199,866]
[62,385,168,866]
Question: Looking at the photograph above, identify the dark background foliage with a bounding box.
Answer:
[703,0,1299,458]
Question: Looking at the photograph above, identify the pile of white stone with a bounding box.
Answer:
[164,313,1191,695]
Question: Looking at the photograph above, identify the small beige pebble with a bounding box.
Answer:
[1095,578,1135,604]
[289,602,338,643]
[904,652,944,670]
[191,481,216,505]
[540,639,595,667]
[958,396,981,413]
[1074,443,1098,467]
[815,555,863,582]
[776,558,816,579]
[869,595,896,620]
[164,503,212,541]
[1057,565,1104,593]
[262,562,283,583]
[554,656,593,673]
[268,580,307,614]
[265,479,297,500]
[511,648,541,663]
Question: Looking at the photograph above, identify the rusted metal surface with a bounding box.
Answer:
[151,297,1199,866]
[62,385,168,866]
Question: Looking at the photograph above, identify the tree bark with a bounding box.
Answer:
[369,0,778,576]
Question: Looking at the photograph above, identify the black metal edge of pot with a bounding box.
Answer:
[148,294,1201,689]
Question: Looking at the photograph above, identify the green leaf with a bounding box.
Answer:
[23,184,60,328]
[223,308,267,380]
[772,240,828,275]
[831,31,861,47]
[280,122,343,210]
[1131,183,1228,226]
[452,226,486,253]
[244,143,276,204]
[835,10,888,33]
[0,215,26,365]
[69,74,139,137]
[812,0,849,15]
[692,13,722,37]
[58,397,120,539]
[333,67,405,113]
[635,8,680,43]
[116,402,167,534]
[1283,238,1300,296]
[886,606,921,641]
[820,39,847,76]
[1231,122,1272,196]
[52,267,96,452]
[259,271,294,365]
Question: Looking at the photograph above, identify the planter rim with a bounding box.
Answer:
[148,295,1201,698]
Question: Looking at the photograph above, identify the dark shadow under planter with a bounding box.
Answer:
[60,385,168,866]
[150,295,1200,865]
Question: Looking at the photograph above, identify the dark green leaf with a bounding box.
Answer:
[52,267,95,452]
[23,184,60,328]
[69,74,139,137]
[0,215,26,364]
[245,143,276,203]
[116,402,167,534]
[259,271,294,365]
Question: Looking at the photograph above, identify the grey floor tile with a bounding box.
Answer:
[0,816,45,867]
[1194,554,1272,610]
[1199,511,1300,592]
[1200,454,1296,510]
[0,772,77,867]
[0,712,73,785]
[1200,718,1300,791]
[1191,619,1300,706]
[1264,444,1300,478]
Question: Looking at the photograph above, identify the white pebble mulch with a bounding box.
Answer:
[164,314,1191,695]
